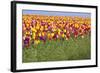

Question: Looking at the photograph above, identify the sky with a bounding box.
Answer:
[22,10,91,18]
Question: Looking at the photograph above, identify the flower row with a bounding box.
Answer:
[22,15,91,47]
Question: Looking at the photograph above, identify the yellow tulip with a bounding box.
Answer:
[26,23,30,27]
[34,40,40,45]
[40,26,43,31]
[32,33,36,39]
[47,33,51,37]
[58,29,61,32]
[25,31,30,35]
[42,32,45,36]
[62,33,65,38]
[33,36,35,40]
[51,33,54,37]
[32,28,37,32]
[64,29,66,33]
[39,33,41,37]
[75,24,79,28]
[36,25,40,30]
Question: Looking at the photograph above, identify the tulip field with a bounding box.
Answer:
[22,12,91,63]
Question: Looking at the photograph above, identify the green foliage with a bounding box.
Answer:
[22,34,91,63]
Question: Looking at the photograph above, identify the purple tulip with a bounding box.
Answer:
[39,36,46,44]
[40,36,46,40]
[23,24,25,27]
[31,20,36,27]
[24,37,30,45]
[41,21,47,26]
[48,26,52,31]
[32,20,36,24]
